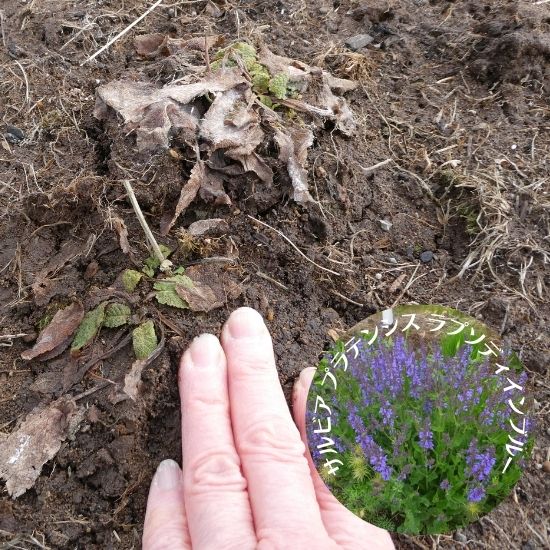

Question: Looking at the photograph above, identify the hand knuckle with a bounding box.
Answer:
[186,447,246,495]
[238,415,306,462]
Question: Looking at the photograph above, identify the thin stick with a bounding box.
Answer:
[256,271,289,291]
[82,0,163,65]
[13,60,30,104]
[122,180,172,271]
[390,264,425,307]
[330,289,363,307]
[247,215,341,276]
[359,158,393,175]
[0,10,7,48]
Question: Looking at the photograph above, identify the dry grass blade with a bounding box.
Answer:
[82,0,164,65]
[247,215,341,276]
[451,167,549,307]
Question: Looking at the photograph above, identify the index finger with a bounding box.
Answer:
[221,308,335,548]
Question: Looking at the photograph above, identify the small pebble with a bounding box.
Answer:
[379,219,392,231]
[375,273,382,280]
[5,124,25,143]
[546,427,550,436]
[542,461,550,473]
[453,532,467,543]
[389,257,397,264]
[345,33,374,51]
[420,250,433,263]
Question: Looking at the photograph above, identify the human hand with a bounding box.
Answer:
[143,307,395,549]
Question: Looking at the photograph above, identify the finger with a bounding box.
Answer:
[180,333,256,550]
[143,459,191,550]
[221,308,334,548]
[293,368,395,550]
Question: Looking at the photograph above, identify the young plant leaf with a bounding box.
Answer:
[143,245,172,275]
[122,269,143,292]
[153,274,192,309]
[103,303,131,328]
[71,302,107,351]
[132,320,158,360]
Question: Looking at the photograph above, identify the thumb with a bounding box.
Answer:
[143,459,191,550]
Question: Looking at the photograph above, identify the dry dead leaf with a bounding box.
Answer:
[21,302,84,361]
[200,85,264,154]
[227,151,273,185]
[184,264,242,307]
[112,215,131,254]
[175,280,223,312]
[275,127,314,204]
[257,43,358,94]
[0,397,83,498]
[187,218,229,236]
[94,69,247,152]
[135,33,223,58]
[29,372,62,395]
[123,358,149,401]
[32,238,94,306]
[160,161,206,235]
[198,169,232,206]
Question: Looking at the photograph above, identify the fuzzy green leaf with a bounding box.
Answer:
[132,320,157,360]
[71,302,107,351]
[132,320,158,359]
[143,245,172,275]
[104,303,131,328]
[122,269,143,292]
[142,265,155,278]
[153,274,192,309]
[269,73,290,100]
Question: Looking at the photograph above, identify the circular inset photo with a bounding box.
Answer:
[306,305,533,535]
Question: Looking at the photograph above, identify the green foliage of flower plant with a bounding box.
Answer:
[132,320,157,360]
[307,333,532,534]
[71,302,107,351]
[103,303,131,328]
[153,274,192,309]
[122,269,143,292]
[211,42,293,103]
[142,245,172,277]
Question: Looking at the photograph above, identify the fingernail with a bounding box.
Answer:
[190,333,221,368]
[154,459,182,491]
[227,307,265,339]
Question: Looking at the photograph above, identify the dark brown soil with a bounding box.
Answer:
[1,1,548,548]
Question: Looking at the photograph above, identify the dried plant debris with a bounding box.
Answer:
[0,397,83,498]
[95,40,357,228]
[187,218,229,236]
[94,68,247,152]
[160,161,230,235]
[274,127,315,204]
[134,33,224,58]
[151,265,239,312]
[21,302,84,361]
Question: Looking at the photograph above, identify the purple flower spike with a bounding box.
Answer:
[419,419,434,450]
[468,485,485,502]
[440,479,451,491]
